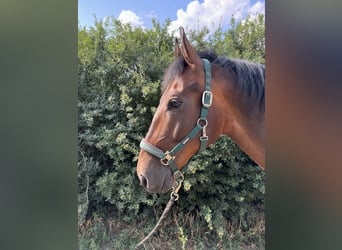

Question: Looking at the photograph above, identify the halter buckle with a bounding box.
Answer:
[202,90,212,108]
[160,151,175,166]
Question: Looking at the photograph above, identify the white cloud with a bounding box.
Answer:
[118,10,144,28]
[248,1,265,15]
[168,0,265,35]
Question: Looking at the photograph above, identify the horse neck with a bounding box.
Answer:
[213,67,265,169]
[229,110,265,169]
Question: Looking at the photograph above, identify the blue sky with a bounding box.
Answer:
[78,0,265,33]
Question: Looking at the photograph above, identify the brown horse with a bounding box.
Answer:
[137,27,264,193]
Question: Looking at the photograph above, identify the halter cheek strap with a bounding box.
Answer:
[140,59,212,175]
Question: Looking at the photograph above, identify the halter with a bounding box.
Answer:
[140,59,212,181]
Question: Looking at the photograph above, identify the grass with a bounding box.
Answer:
[78,207,264,250]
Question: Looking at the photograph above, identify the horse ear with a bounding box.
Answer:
[179,26,201,69]
[174,38,181,59]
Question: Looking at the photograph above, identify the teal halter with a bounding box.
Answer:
[140,59,212,176]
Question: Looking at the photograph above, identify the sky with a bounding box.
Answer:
[78,0,265,33]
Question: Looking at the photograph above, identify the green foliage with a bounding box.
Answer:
[78,15,265,247]
[210,15,265,64]
[181,137,265,236]
[78,19,174,219]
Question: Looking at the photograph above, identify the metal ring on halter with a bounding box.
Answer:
[197,118,208,128]
[173,170,184,183]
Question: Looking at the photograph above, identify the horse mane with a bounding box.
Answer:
[162,51,265,112]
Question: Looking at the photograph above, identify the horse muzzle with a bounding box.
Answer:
[137,153,175,193]
[138,171,174,193]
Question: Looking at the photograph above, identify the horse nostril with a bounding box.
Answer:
[139,175,148,188]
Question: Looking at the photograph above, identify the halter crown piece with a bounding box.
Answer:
[140,59,212,183]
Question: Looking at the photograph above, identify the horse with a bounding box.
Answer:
[136,27,265,194]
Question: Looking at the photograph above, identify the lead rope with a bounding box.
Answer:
[135,172,184,249]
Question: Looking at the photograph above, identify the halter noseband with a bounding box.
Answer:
[140,59,212,177]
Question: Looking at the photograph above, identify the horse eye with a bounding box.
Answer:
[168,99,182,109]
